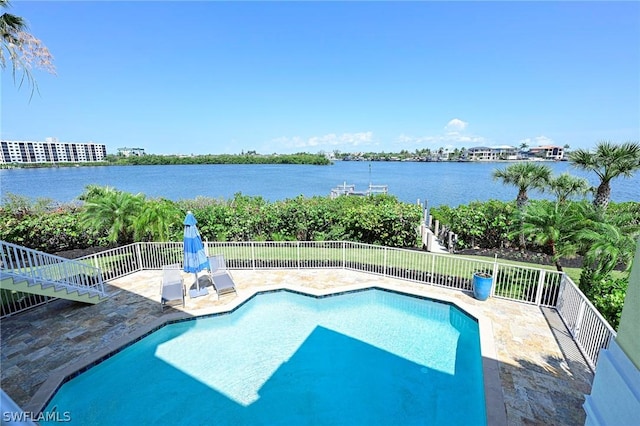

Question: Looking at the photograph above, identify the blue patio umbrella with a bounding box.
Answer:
[183,211,209,298]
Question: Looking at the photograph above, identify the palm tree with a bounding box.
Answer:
[1,0,55,97]
[570,141,640,210]
[517,200,588,271]
[493,162,552,248]
[133,198,183,242]
[577,214,640,277]
[81,190,146,244]
[548,173,590,204]
[493,163,552,209]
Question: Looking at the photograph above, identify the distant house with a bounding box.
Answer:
[0,138,107,164]
[117,147,146,157]
[465,146,518,161]
[527,146,564,161]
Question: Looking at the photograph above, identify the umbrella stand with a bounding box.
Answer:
[189,272,210,298]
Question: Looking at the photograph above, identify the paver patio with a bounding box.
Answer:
[0,269,593,425]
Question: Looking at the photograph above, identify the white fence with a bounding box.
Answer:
[0,240,615,370]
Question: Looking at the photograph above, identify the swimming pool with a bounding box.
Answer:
[43,289,486,425]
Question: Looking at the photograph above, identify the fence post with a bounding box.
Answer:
[251,242,256,270]
[574,300,586,339]
[342,241,346,269]
[534,269,546,305]
[135,243,143,271]
[556,274,568,310]
[297,241,300,270]
[89,252,99,269]
[491,255,499,297]
[383,247,388,277]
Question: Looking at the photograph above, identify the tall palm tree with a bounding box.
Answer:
[1,0,55,97]
[493,162,552,209]
[570,141,640,210]
[548,173,590,204]
[493,162,552,248]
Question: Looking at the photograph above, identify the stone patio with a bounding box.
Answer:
[0,269,593,425]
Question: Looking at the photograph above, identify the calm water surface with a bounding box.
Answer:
[1,161,638,207]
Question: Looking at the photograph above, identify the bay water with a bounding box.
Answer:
[1,161,637,207]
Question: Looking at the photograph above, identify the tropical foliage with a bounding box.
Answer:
[0,194,105,252]
[104,152,332,166]
[492,163,552,209]
[1,188,422,251]
[516,200,592,271]
[430,200,517,249]
[79,186,182,244]
[570,141,640,209]
[492,162,553,248]
[1,0,55,97]
[547,173,590,204]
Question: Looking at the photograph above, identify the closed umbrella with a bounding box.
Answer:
[183,211,209,298]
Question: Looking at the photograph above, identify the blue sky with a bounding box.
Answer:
[2,1,639,155]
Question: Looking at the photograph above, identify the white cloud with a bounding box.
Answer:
[444,118,468,132]
[273,132,374,150]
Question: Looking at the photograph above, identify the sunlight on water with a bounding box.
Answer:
[154,291,460,406]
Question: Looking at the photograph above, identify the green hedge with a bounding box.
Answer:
[0,191,422,252]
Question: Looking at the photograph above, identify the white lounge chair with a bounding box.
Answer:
[160,264,184,310]
[208,254,237,296]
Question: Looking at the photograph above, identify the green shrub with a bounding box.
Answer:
[579,268,628,329]
[431,200,517,249]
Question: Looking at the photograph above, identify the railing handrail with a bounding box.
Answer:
[1,240,91,265]
[562,274,616,336]
[0,240,106,296]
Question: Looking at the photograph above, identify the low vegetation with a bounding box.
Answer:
[0,152,332,168]
[0,188,422,251]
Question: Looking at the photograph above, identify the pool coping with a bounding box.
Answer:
[24,281,507,426]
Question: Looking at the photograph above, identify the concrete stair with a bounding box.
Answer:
[0,273,107,304]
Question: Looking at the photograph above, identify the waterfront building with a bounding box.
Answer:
[0,139,107,164]
[464,145,564,161]
[465,145,519,161]
[527,145,565,161]
[117,147,145,157]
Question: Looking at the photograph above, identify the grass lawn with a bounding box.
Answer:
[457,254,583,283]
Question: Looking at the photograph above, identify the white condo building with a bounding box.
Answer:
[0,138,107,164]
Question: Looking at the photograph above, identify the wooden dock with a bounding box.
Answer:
[329,182,388,199]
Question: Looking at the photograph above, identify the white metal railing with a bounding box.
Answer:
[0,240,616,369]
[556,274,616,369]
[0,241,107,316]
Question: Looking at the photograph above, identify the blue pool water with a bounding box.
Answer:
[43,290,486,425]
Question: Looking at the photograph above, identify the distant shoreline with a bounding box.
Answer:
[0,152,332,169]
[0,157,568,170]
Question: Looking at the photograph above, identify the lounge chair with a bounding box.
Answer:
[160,264,185,310]
[207,254,237,296]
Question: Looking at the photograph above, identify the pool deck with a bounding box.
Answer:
[1,269,593,425]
